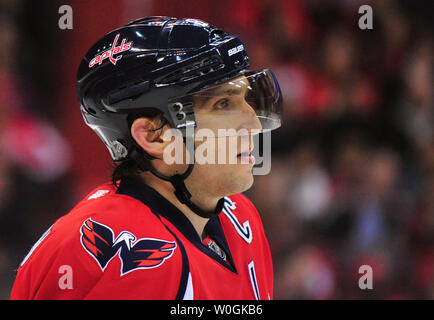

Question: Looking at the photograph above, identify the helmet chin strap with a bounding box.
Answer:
[130,125,224,219]
[141,134,224,219]
[149,162,225,219]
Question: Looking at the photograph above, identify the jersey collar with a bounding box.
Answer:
[116,177,237,273]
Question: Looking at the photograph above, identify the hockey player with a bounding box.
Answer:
[10,16,282,300]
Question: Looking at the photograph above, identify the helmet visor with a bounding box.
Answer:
[168,69,282,137]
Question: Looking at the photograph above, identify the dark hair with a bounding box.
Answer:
[111,110,165,187]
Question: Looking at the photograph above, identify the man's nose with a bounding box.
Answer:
[240,101,262,133]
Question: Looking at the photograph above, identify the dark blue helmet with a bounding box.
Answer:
[77,16,253,161]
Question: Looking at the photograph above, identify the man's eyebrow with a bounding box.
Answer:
[196,86,246,106]
[203,87,243,96]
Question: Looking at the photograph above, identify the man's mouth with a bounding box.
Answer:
[237,149,255,164]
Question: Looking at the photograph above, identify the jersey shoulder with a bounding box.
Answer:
[11,182,183,300]
[51,182,175,254]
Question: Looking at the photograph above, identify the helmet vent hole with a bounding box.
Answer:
[156,56,222,85]
[209,29,225,42]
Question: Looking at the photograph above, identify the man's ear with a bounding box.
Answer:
[130,117,166,159]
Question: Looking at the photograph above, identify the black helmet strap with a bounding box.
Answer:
[139,137,224,219]
[149,162,224,219]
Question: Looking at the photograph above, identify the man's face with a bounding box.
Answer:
[183,75,263,198]
[144,69,281,199]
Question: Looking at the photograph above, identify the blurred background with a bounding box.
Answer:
[0,0,432,299]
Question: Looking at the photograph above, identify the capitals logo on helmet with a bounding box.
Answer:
[88,34,133,68]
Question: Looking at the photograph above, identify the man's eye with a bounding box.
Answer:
[214,99,229,110]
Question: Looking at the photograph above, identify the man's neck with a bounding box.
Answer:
[138,172,216,240]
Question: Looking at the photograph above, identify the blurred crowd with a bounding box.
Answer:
[0,0,432,299]
[237,0,434,299]
[0,0,74,298]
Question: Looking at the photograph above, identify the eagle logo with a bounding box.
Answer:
[80,218,177,276]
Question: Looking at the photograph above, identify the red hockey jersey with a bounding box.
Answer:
[10,178,273,299]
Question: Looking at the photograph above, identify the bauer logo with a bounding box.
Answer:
[228,44,244,56]
[89,34,132,68]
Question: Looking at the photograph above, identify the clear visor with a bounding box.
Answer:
[189,69,282,137]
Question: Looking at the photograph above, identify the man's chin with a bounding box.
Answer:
[224,168,254,196]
